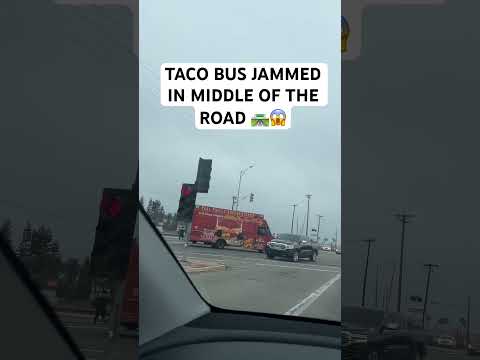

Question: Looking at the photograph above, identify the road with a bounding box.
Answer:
[57,310,137,360]
[58,310,110,360]
[426,346,472,359]
[164,234,341,322]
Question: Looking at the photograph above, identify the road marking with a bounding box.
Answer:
[66,325,108,330]
[57,311,94,318]
[81,348,105,353]
[284,273,341,316]
[179,252,341,268]
[255,263,340,272]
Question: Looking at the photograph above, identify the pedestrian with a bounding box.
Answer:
[178,227,185,241]
[93,291,108,324]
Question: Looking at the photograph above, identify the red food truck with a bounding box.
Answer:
[189,206,273,252]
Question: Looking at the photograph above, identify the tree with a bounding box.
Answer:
[17,221,33,258]
[140,196,145,207]
[0,219,12,247]
[31,225,53,256]
[146,198,165,225]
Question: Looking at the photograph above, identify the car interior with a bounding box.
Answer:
[138,206,341,359]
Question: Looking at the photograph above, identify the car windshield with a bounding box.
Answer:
[276,234,301,243]
[139,0,340,322]
[343,307,385,328]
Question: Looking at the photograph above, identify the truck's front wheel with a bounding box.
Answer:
[215,239,226,249]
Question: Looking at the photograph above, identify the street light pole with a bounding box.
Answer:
[422,263,439,329]
[395,211,415,313]
[305,194,312,238]
[235,165,254,211]
[361,238,376,307]
[290,204,297,234]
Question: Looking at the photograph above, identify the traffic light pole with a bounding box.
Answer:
[305,194,312,238]
[422,264,438,329]
[316,215,323,241]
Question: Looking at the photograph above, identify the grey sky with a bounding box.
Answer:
[342,0,480,331]
[139,0,341,241]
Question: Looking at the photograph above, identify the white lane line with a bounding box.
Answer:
[66,325,108,330]
[81,348,105,353]
[284,273,341,316]
[255,263,340,273]
[179,252,341,268]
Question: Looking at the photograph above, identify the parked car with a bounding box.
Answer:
[467,342,480,355]
[265,234,317,262]
[335,248,341,254]
[435,335,456,348]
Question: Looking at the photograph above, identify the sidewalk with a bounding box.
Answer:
[179,257,226,273]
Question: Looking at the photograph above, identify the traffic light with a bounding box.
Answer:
[249,193,254,202]
[177,183,197,221]
[91,188,136,279]
[195,158,212,193]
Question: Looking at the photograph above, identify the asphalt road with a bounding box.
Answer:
[164,234,341,322]
[426,346,473,359]
[57,311,110,360]
[57,310,137,360]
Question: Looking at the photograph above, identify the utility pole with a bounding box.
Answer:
[305,194,312,238]
[296,217,299,235]
[395,211,415,313]
[290,204,298,234]
[231,196,236,210]
[375,264,380,308]
[467,296,471,347]
[361,238,376,307]
[315,215,323,241]
[387,263,396,312]
[422,263,439,329]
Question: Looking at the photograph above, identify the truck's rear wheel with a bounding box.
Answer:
[215,239,226,249]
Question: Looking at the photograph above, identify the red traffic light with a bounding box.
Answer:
[181,184,193,197]
[101,194,122,218]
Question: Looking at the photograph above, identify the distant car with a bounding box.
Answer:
[436,335,456,348]
[467,341,480,355]
[265,234,317,262]
[321,245,331,251]
[342,307,427,359]
[335,248,341,254]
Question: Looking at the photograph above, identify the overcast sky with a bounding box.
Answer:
[139,0,341,242]
[342,0,480,331]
